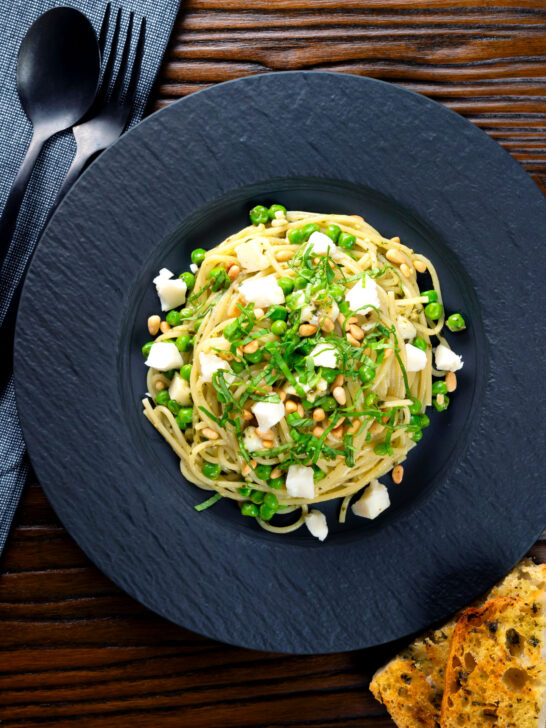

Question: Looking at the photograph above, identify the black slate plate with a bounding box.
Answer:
[14,72,546,654]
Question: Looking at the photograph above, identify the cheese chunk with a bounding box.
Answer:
[239,274,285,308]
[305,510,328,541]
[168,372,191,405]
[145,342,183,371]
[252,401,285,434]
[345,275,380,314]
[153,268,187,311]
[300,304,320,326]
[242,426,264,453]
[435,343,463,372]
[405,343,427,372]
[310,342,338,368]
[236,238,269,271]
[397,316,417,340]
[286,465,315,499]
[308,230,336,255]
[198,352,234,384]
[189,263,198,274]
[352,479,390,519]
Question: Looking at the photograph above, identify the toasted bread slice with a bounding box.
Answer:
[369,560,546,728]
[441,592,546,728]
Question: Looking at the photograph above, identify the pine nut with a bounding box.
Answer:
[386,248,406,266]
[384,348,393,359]
[299,323,318,337]
[313,408,326,423]
[337,313,346,327]
[155,381,166,391]
[278,391,287,402]
[400,263,412,279]
[346,316,358,327]
[297,403,305,417]
[242,459,257,476]
[336,416,346,427]
[390,236,400,243]
[258,429,275,441]
[270,467,282,479]
[413,259,427,273]
[243,340,259,354]
[321,317,334,333]
[313,257,320,265]
[332,386,346,405]
[261,440,274,449]
[312,425,324,438]
[275,249,293,261]
[392,465,404,484]
[347,418,360,435]
[370,422,384,435]
[285,400,297,413]
[347,333,361,347]
[254,307,265,319]
[445,372,457,392]
[349,323,364,341]
[242,409,253,421]
[331,425,343,439]
[228,298,242,317]
[159,321,171,333]
[437,393,445,406]
[364,347,372,357]
[202,427,219,440]
[333,374,345,388]
[148,315,160,335]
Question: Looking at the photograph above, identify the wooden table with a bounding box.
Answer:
[1,2,545,726]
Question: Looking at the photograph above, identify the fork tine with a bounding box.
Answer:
[97,7,122,106]
[109,11,134,103]
[98,3,111,57]
[124,18,146,110]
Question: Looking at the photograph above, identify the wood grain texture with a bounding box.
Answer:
[1,2,545,726]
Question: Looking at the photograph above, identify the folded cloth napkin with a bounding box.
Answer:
[0,0,180,554]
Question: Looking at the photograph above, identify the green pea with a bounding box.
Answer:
[424,302,444,320]
[178,406,193,424]
[325,224,341,243]
[241,502,259,517]
[191,248,206,265]
[294,275,308,290]
[446,313,466,332]
[434,394,450,412]
[180,364,192,381]
[268,304,288,321]
[179,271,195,290]
[338,232,356,250]
[223,320,240,341]
[180,307,193,319]
[365,392,377,407]
[287,227,303,245]
[255,464,272,481]
[286,292,302,310]
[432,380,448,395]
[411,430,423,442]
[330,284,344,302]
[164,369,175,380]
[209,266,228,291]
[272,320,287,336]
[245,349,263,364]
[409,397,422,415]
[413,337,427,352]
[339,300,350,316]
[268,204,287,219]
[419,413,430,428]
[230,360,245,374]
[166,310,181,327]
[358,365,375,384]
[259,504,276,521]
[250,490,265,504]
[313,467,326,481]
[263,492,279,509]
[175,334,191,352]
[408,414,422,430]
[167,399,180,416]
[194,318,203,331]
[302,223,319,240]
[268,476,284,490]
[422,290,438,303]
[277,277,294,295]
[156,389,170,406]
[238,486,252,497]
[321,367,338,384]
[249,205,270,225]
[175,412,190,429]
[142,341,154,356]
[286,412,301,426]
[320,396,337,412]
[202,462,221,479]
[373,442,389,456]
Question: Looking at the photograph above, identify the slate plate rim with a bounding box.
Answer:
[14,71,546,654]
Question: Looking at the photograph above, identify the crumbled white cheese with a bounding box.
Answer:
[434,343,463,372]
[351,479,390,519]
[153,268,187,311]
[189,263,198,274]
[242,426,265,453]
[252,401,285,433]
[286,465,315,499]
[305,510,328,541]
[327,299,340,322]
[239,274,285,308]
[405,343,427,372]
[308,230,336,255]
[168,372,192,405]
[344,275,380,314]
[145,342,183,371]
[284,374,312,397]
[236,238,269,271]
[310,342,338,368]
[397,316,417,341]
[198,352,235,384]
[300,304,320,326]
[306,377,328,403]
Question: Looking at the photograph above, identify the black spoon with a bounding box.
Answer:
[0,7,100,266]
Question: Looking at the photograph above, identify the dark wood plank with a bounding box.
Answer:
[1,2,544,726]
